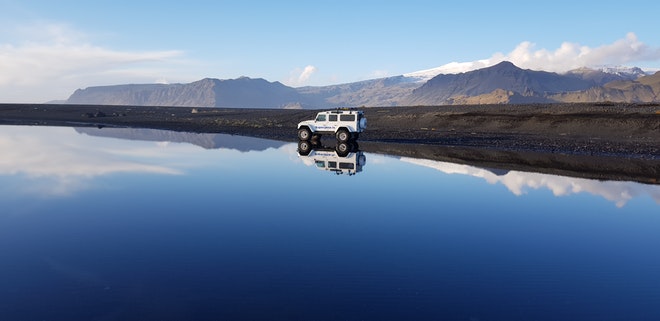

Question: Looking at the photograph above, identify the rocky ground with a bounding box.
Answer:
[1,103,658,156]
[1,103,658,183]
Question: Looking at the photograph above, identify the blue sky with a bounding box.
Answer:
[1,0,660,102]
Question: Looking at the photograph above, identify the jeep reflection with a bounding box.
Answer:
[297,109,366,142]
[297,141,366,176]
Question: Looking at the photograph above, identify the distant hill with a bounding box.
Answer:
[565,66,646,85]
[550,71,660,103]
[67,77,307,108]
[297,76,420,107]
[65,61,660,108]
[402,61,596,105]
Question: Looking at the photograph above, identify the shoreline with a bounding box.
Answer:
[1,103,658,156]
[0,103,658,183]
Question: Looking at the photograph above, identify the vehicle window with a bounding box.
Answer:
[315,161,325,168]
[329,115,337,121]
[316,114,326,121]
[328,161,337,168]
[339,163,355,169]
[340,114,355,121]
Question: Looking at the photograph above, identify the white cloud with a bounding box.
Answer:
[5,22,659,102]
[0,22,187,102]
[502,32,660,72]
[286,65,317,86]
[408,33,660,78]
[299,65,317,82]
[0,126,184,196]
[401,157,660,208]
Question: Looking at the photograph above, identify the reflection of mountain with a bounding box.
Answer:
[75,127,286,152]
[360,141,660,185]
[399,157,660,208]
[1,126,292,198]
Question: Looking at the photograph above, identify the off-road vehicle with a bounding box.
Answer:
[297,141,366,176]
[297,109,366,142]
[297,139,358,157]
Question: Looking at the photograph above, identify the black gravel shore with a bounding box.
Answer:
[1,103,658,183]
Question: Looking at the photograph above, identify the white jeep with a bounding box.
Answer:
[297,141,366,176]
[297,109,366,142]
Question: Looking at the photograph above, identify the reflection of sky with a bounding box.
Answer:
[3,125,660,320]
[2,125,658,210]
[0,126,286,197]
[400,157,660,208]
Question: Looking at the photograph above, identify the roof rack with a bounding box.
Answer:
[330,107,359,113]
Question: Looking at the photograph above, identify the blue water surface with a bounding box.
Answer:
[0,126,659,320]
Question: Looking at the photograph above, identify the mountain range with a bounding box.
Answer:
[65,61,660,108]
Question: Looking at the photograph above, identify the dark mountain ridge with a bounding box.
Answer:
[65,61,659,108]
[403,61,596,105]
[550,71,660,103]
[565,66,645,84]
[67,77,307,108]
[297,75,420,107]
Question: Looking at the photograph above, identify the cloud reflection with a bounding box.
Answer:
[0,126,185,197]
[401,158,660,208]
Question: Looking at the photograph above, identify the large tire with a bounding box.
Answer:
[298,127,312,141]
[298,140,312,155]
[336,142,350,157]
[336,129,350,142]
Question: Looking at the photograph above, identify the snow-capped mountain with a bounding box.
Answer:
[402,60,493,82]
[594,65,648,79]
[403,61,653,83]
[65,62,660,108]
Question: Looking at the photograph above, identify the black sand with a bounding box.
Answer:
[1,103,658,183]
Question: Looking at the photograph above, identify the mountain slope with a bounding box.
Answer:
[297,76,420,107]
[67,77,306,108]
[638,71,660,89]
[551,71,660,103]
[564,66,646,86]
[64,63,660,108]
[403,61,596,105]
[211,77,304,108]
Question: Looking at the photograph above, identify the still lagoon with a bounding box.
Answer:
[1,125,659,320]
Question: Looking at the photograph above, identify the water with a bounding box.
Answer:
[1,125,659,320]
